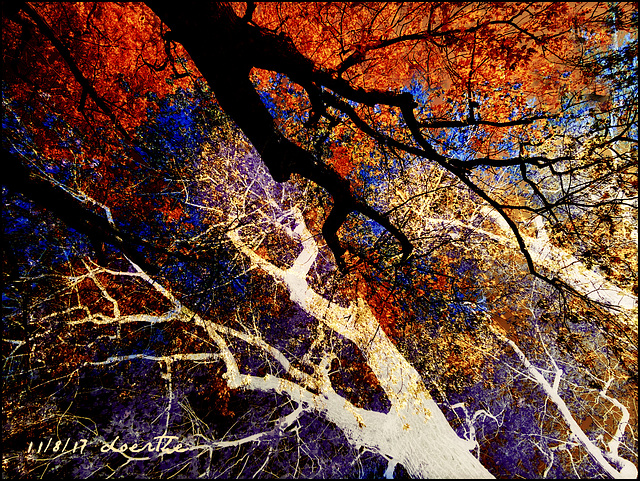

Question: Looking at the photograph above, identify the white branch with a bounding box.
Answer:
[82,259,120,319]
[598,379,638,478]
[210,322,315,388]
[492,325,636,479]
[89,352,220,366]
[478,207,637,314]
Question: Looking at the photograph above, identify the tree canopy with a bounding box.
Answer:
[2,2,638,478]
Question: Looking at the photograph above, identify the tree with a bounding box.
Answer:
[2,2,637,478]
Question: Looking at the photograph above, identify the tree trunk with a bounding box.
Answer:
[227,209,494,478]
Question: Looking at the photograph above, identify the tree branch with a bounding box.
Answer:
[492,326,636,479]
[21,3,132,142]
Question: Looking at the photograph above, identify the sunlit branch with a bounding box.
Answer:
[2,149,157,272]
[410,211,637,317]
[74,256,320,394]
[593,377,638,476]
[90,352,220,366]
[1,106,119,226]
[451,402,501,458]
[2,147,234,275]
[492,326,637,479]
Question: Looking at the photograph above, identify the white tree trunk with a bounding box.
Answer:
[227,208,494,478]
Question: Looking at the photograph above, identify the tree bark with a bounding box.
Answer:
[145,1,413,268]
